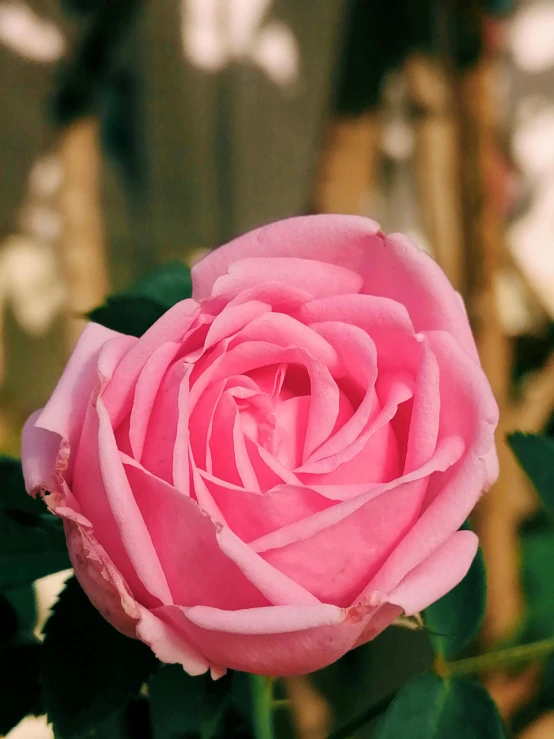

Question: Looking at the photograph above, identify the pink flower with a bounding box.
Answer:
[22,215,498,677]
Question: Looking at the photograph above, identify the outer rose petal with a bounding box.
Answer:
[35,322,123,445]
[192,215,380,300]
[387,529,479,615]
[361,453,488,602]
[64,515,210,675]
[135,609,209,676]
[482,446,499,490]
[63,516,141,637]
[192,215,478,358]
[148,601,379,676]
[22,411,61,497]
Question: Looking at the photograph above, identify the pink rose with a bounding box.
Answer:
[22,215,498,677]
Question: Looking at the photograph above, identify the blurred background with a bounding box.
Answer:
[2,0,554,737]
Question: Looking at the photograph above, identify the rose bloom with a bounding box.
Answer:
[22,216,498,677]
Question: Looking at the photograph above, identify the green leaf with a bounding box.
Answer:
[90,697,152,739]
[423,523,486,660]
[374,674,506,738]
[88,262,192,338]
[0,509,71,589]
[508,433,554,514]
[41,576,158,739]
[0,455,45,516]
[519,514,554,642]
[0,641,43,735]
[313,627,433,736]
[0,584,37,644]
[88,295,168,337]
[0,454,69,588]
[127,261,192,310]
[148,664,231,739]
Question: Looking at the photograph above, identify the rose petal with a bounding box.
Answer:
[251,435,463,549]
[129,342,181,460]
[199,478,333,541]
[66,515,210,676]
[244,438,300,488]
[352,603,404,647]
[35,322,122,444]
[198,342,340,463]
[141,361,190,487]
[423,330,498,454]
[71,392,159,607]
[303,322,377,465]
[211,257,363,302]
[135,607,209,675]
[297,374,412,475]
[301,420,400,488]
[207,391,257,489]
[150,600,373,675]
[362,453,488,601]
[122,456,269,609]
[230,311,339,373]
[204,300,271,351]
[260,479,428,606]
[191,214,380,300]
[376,232,479,361]
[216,526,321,605]
[194,215,479,358]
[386,530,479,615]
[22,411,61,496]
[96,397,173,604]
[103,298,201,427]
[64,516,141,637]
[214,281,314,315]
[299,293,418,373]
[173,367,192,492]
[272,396,310,469]
[403,343,440,473]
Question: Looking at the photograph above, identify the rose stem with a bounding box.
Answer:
[250,674,275,739]
[443,636,554,678]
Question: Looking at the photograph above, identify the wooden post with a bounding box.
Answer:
[58,118,109,350]
[314,112,380,215]
[406,54,464,291]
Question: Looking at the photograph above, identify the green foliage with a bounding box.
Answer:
[423,523,487,660]
[126,261,193,309]
[0,458,41,641]
[508,433,554,515]
[88,261,193,337]
[149,665,232,739]
[52,0,141,126]
[148,667,265,738]
[41,576,158,738]
[0,584,37,644]
[519,515,554,643]
[0,641,43,735]
[334,0,489,116]
[0,512,70,589]
[88,295,170,338]
[0,456,70,589]
[483,0,517,13]
[313,628,433,736]
[374,673,506,738]
[0,456,45,515]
